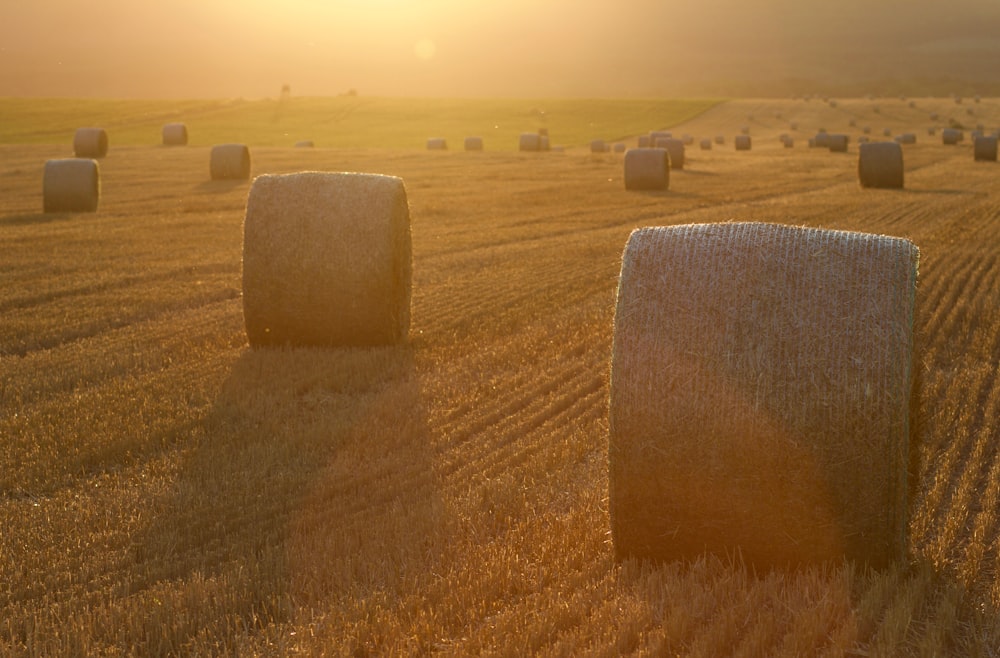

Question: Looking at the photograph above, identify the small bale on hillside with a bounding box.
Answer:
[73,127,108,158]
[942,128,962,145]
[859,141,904,189]
[538,128,549,137]
[655,138,685,170]
[43,158,100,213]
[613,142,627,154]
[814,133,832,148]
[426,138,447,150]
[464,136,484,151]
[519,133,542,152]
[591,139,609,154]
[650,131,672,142]
[734,135,751,151]
[790,122,798,131]
[210,144,251,180]
[863,126,872,135]
[974,136,998,162]
[682,134,694,146]
[539,135,551,151]
[896,133,916,145]
[858,135,870,144]
[609,222,918,568]
[242,172,411,347]
[623,148,669,191]
[700,138,712,150]
[883,128,892,137]
[828,134,849,152]
[162,123,188,146]
[638,135,651,148]
[740,125,750,135]
[294,140,315,148]
[927,127,937,136]
[783,137,794,148]
[714,135,725,145]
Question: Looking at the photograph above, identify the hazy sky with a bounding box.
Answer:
[2,0,1000,98]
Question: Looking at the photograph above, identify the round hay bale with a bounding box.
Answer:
[700,138,712,150]
[734,135,751,151]
[783,137,794,148]
[519,133,541,151]
[426,138,447,150]
[73,127,108,158]
[242,172,411,347]
[654,137,685,170]
[210,144,251,180]
[43,158,100,213]
[863,126,872,135]
[942,128,962,145]
[927,127,937,136]
[828,134,849,152]
[623,148,669,191]
[858,141,904,189]
[974,135,998,162]
[740,125,750,135]
[538,127,549,137]
[883,128,892,137]
[929,112,939,121]
[808,137,816,148]
[294,140,315,148]
[682,134,694,146]
[638,135,651,148]
[609,222,918,568]
[464,136,484,151]
[650,131,672,142]
[539,135,551,151]
[858,135,870,144]
[714,135,725,145]
[613,142,627,154]
[898,133,916,145]
[591,139,609,154]
[849,119,857,127]
[162,123,188,146]
[814,132,832,148]
[790,122,798,131]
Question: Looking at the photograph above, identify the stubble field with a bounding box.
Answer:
[2,96,1000,656]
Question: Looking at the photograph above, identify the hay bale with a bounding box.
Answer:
[898,133,916,145]
[859,141,904,189]
[783,137,794,148]
[863,126,872,135]
[654,138,685,170]
[790,122,798,130]
[858,135,870,144]
[210,144,251,180]
[942,128,962,145]
[814,132,832,148]
[73,127,108,158]
[927,127,937,136]
[828,134,849,152]
[426,138,447,150]
[242,172,411,347]
[464,136,484,151]
[519,133,541,151]
[883,128,892,137]
[162,123,188,146]
[613,142,627,154]
[734,135,751,151]
[714,135,725,145]
[650,131,672,142]
[974,135,998,162]
[682,134,694,146]
[700,138,712,150]
[638,135,651,148]
[43,158,100,213]
[539,135,551,151]
[591,139,609,153]
[609,222,918,568]
[740,125,750,135]
[294,140,315,148]
[623,148,669,191]
[538,128,549,137]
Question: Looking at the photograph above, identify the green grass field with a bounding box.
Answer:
[0,96,721,150]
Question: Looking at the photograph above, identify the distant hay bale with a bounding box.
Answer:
[73,127,108,158]
[859,141,904,189]
[43,158,100,213]
[613,142,627,153]
[740,125,750,135]
[638,135,651,148]
[162,123,188,146]
[974,135,998,162]
[700,138,712,150]
[242,172,411,347]
[210,144,251,180]
[927,127,937,136]
[897,133,916,145]
[828,134,848,152]
[783,137,794,148]
[863,126,872,135]
[682,134,694,146]
[849,119,857,127]
[883,128,892,137]
[519,133,542,151]
[790,122,798,130]
[650,131,672,142]
[942,129,962,145]
[735,135,751,151]
[655,138,685,170]
[858,135,870,144]
[591,139,609,153]
[538,128,549,137]
[609,222,918,568]
[539,135,551,151]
[930,113,939,121]
[714,135,725,145]
[623,148,669,191]
[814,133,831,149]
[294,140,315,148]
[426,138,447,150]
[464,136,484,151]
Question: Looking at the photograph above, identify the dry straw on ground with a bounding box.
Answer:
[42,158,100,213]
[73,127,108,158]
[609,222,919,569]
[623,148,669,191]
[464,136,484,151]
[209,144,251,180]
[242,171,412,347]
[974,136,998,162]
[859,142,904,189]
[162,123,188,146]
[734,135,751,151]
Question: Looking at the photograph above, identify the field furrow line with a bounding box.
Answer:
[919,251,988,350]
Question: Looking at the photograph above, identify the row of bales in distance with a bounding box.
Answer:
[36,97,997,569]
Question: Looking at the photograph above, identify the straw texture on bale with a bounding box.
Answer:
[210,144,251,180]
[858,141,904,189]
[426,138,447,150]
[828,134,848,152]
[43,158,100,213]
[464,136,484,151]
[519,133,541,152]
[162,123,188,146]
[73,127,108,158]
[974,136,998,162]
[734,135,751,151]
[609,222,919,568]
[242,172,411,347]
[942,129,961,145]
[623,148,669,191]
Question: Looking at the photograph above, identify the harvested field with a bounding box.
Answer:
[2,96,1000,656]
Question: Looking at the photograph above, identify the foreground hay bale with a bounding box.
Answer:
[43,159,100,213]
[974,135,998,162]
[942,129,962,145]
[859,142,904,189]
[623,148,669,191]
[242,172,411,347]
[210,144,251,180]
[609,222,918,568]
[162,123,188,146]
[464,136,484,151]
[734,135,751,151]
[519,133,541,151]
[73,127,108,158]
